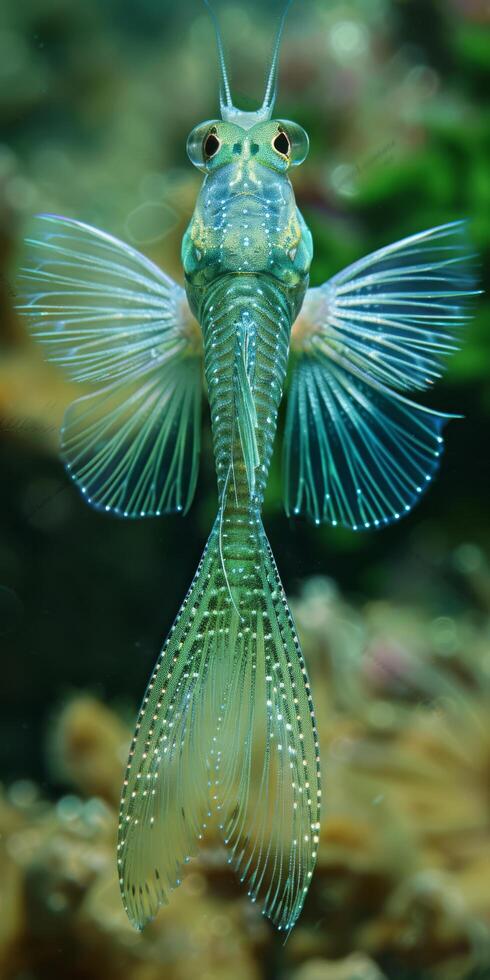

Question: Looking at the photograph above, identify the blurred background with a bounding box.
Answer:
[0,0,489,978]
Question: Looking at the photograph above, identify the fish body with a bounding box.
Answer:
[17,0,478,936]
[183,120,312,518]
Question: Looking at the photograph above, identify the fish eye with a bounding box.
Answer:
[274,120,309,167]
[203,129,221,159]
[272,129,291,157]
[186,120,222,169]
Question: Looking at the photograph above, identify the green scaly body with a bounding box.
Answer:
[183,123,312,532]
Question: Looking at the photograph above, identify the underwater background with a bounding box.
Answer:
[0,0,489,977]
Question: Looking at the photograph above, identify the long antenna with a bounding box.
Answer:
[203,0,233,113]
[203,0,293,128]
[261,0,293,117]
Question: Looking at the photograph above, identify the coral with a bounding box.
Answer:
[1,577,490,979]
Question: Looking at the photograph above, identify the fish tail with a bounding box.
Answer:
[118,512,321,932]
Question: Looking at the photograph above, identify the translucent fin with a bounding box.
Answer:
[17,214,203,517]
[235,317,260,495]
[216,531,321,931]
[118,531,220,929]
[118,517,321,932]
[284,356,450,529]
[62,356,201,517]
[285,221,479,529]
[291,221,478,393]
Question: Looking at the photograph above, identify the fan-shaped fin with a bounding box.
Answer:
[284,356,451,529]
[61,356,202,517]
[291,221,478,393]
[285,221,478,528]
[17,214,203,516]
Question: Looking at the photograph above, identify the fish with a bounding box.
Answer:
[16,0,478,934]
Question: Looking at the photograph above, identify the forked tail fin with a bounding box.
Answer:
[118,515,321,932]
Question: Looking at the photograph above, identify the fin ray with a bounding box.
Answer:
[291,221,478,394]
[17,214,203,516]
[284,355,450,529]
[286,221,478,528]
[216,532,320,930]
[118,520,321,932]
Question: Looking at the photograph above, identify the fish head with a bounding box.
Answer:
[182,1,312,293]
[187,0,307,175]
[183,117,311,289]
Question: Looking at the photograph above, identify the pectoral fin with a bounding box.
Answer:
[17,214,203,517]
[285,221,479,529]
